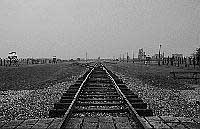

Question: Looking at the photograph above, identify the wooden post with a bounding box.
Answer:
[182,57,184,64]
[127,52,129,62]
[158,45,161,66]
[9,58,11,66]
[86,52,87,62]
[177,57,180,67]
[162,58,164,65]
[189,57,192,65]
[167,56,169,66]
[193,57,196,68]
[184,57,187,67]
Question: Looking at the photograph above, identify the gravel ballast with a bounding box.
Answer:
[0,63,87,122]
[0,81,80,122]
[106,63,200,118]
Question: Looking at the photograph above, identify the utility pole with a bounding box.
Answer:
[132,50,134,63]
[127,52,129,62]
[86,52,87,62]
[123,54,124,62]
[158,45,162,66]
[162,52,165,65]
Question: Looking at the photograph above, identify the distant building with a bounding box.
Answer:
[76,58,81,61]
[172,54,183,58]
[52,56,57,63]
[152,54,164,59]
[70,59,74,62]
[138,48,146,60]
[8,51,17,59]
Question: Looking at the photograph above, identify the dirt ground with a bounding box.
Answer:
[0,62,87,122]
[105,62,199,90]
[1,61,200,122]
[0,62,86,91]
[105,62,200,118]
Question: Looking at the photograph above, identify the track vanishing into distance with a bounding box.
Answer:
[49,63,153,129]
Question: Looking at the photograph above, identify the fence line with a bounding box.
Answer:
[0,58,63,67]
[119,56,198,68]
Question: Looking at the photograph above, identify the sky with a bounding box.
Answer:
[0,0,200,59]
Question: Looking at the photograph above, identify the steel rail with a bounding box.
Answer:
[58,65,96,129]
[102,63,149,129]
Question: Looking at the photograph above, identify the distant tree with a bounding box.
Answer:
[196,48,200,56]
[196,48,200,66]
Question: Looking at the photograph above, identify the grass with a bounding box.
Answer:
[0,62,86,91]
[105,62,200,118]
[105,62,199,90]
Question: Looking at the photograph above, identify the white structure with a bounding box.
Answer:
[138,48,146,60]
[8,51,18,59]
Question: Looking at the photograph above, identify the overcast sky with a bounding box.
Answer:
[0,0,200,59]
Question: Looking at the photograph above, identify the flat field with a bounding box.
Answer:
[0,62,87,121]
[105,62,200,118]
[106,62,199,90]
[0,62,86,91]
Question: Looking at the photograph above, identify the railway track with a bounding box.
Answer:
[49,63,153,129]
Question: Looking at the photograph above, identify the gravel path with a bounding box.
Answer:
[114,71,200,118]
[0,71,85,122]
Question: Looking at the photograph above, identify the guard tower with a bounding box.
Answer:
[52,56,57,63]
[8,51,18,66]
[8,51,17,60]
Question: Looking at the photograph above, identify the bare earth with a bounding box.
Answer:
[105,62,200,118]
[0,62,86,122]
[1,62,200,122]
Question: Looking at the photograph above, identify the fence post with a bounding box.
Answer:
[189,57,192,65]
[187,57,190,68]
[182,57,184,64]
[184,57,187,67]
[167,56,169,66]
[177,57,180,67]
[193,57,196,68]
[162,58,164,65]
[171,57,173,66]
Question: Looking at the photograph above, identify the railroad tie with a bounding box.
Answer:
[49,63,153,129]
